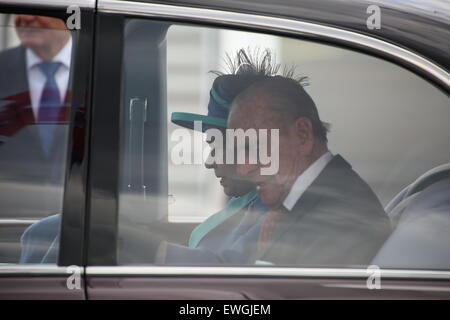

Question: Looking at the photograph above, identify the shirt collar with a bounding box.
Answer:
[282,151,334,211]
[26,37,72,70]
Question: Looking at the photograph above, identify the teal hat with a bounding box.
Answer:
[171,74,266,132]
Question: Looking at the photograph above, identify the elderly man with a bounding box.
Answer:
[228,76,391,266]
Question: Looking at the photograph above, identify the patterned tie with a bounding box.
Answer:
[37,61,62,155]
[257,205,289,251]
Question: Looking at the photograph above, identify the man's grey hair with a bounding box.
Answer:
[233,75,330,143]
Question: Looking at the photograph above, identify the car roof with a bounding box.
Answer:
[121,0,450,71]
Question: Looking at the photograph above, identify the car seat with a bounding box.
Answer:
[372,163,450,269]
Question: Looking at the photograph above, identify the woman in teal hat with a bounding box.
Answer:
[172,76,266,251]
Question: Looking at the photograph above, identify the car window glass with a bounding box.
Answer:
[0,14,76,265]
[117,18,450,269]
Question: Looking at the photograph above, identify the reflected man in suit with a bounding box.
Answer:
[0,15,72,263]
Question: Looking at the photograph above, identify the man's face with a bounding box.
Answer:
[229,101,310,207]
[15,15,68,51]
[204,129,255,197]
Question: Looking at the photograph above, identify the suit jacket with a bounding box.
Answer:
[255,154,391,266]
[0,46,71,219]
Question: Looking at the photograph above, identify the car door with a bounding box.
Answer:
[0,0,94,299]
[84,0,450,299]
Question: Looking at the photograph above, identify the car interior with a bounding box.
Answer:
[0,15,449,270]
[373,163,450,268]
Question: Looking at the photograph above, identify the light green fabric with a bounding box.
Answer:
[188,190,258,248]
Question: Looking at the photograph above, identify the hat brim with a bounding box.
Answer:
[171,112,227,132]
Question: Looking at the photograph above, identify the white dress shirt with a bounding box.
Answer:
[26,37,72,118]
[282,151,334,211]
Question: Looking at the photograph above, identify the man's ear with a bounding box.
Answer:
[294,117,314,154]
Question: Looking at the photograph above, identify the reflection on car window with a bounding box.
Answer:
[0,14,75,264]
[117,19,450,269]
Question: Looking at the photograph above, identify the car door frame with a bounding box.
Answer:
[0,0,95,299]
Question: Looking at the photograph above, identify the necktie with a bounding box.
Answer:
[257,205,288,251]
[37,61,62,155]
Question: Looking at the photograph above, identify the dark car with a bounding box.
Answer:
[0,0,449,299]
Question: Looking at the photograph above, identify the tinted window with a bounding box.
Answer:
[0,14,76,264]
[117,19,450,269]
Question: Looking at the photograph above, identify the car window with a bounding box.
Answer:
[0,13,76,265]
[117,18,450,268]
